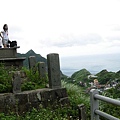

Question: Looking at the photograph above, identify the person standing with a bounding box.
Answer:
[0,24,9,48]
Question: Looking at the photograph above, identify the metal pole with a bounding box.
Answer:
[95,110,119,120]
[90,89,99,120]
[94,94,120,106]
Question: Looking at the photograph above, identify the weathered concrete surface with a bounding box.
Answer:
[0,88,69,115]
[12,71,21,94]
[47,53,61,89]
[38,62,46,79]
[0,46,20,58]
[28,56,36,69]
[0,57,26,68]
[0,46,26,69]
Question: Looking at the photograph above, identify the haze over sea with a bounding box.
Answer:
[60,53,120,77]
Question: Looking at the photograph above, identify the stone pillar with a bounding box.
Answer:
[78,104,86,120]
[12,71,21,94]
[28,56,36,69]
[47,53,61,89]
[38,62,46,79]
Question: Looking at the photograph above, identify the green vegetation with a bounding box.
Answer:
[63,68,120,119]
[96,69,116,84]
[64,68,120,87]
[0,64,48,93]
[62,81,90,118]
[21,67,48,91]
[0,63,12,93]
[99,85,120,119]
[0,63,120,119]
[71,68,91,83]
[0,81,90,120]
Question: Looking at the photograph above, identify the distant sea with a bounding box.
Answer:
[60,53,120,77]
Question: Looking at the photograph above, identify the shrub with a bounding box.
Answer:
[21,67,48,91]
[62,81,90,118]
[0,63,12,93]
[0,65,48,93]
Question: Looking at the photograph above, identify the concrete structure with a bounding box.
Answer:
[28,56,36,69]
[0,47,19,58]
[12,71,21,94]
[0,88,69,115]
[38,62,46,79]
[0,46,26,69]
[0,53,68,115]
[47,53,61,89]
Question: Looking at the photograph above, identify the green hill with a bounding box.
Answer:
[96,69,116,84]
[17,49,47,68]
[70,68,91,84]
[65,68,120,86]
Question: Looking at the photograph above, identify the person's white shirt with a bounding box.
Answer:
[1,31,9,40]
[0,38,2,47]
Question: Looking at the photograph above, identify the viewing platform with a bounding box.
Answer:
[0,46,20,58]
[0,46,26,69]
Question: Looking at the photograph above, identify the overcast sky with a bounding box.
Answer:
[1,0,120,58]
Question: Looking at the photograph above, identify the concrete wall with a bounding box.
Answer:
[0,88,69,115]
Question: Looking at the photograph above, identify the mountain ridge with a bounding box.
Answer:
[17,49,65,77]
[17,49,47,68]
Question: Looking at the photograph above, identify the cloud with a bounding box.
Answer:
[107,40,120,48]
[39,33,103,48]
[1,0,120,58]
[77,33,103,45]
[8,25,24,41]
[9,25,23,33]
[110,24,120,31]
[106,35,120,41]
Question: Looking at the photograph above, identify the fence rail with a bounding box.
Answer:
[90,89,120,120]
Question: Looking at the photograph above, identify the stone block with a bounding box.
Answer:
[60,88,68,98]
[28,56,36,69]
[47,53,61,89]
[38,62,46,79]
[0,95,5,112]
[49,89,57,100]
[15,93,28,105]
[12,71,21,93]
[28,91,40,102]
[0,47,18,58]
[50,88,68,100]
[40,90,51,101]
[4,94,16,113]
